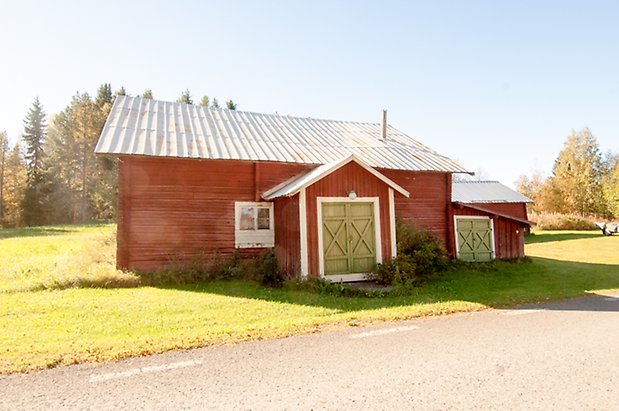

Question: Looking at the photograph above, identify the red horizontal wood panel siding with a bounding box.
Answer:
[116,156,131,270]
[305,162,392,276]
[119,157,312,271]
[466,202,528,220]
[274,195,300,278]
[379,169,452,252]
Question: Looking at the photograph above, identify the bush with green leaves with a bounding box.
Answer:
[368,220,447,286]
[255,249,285,288]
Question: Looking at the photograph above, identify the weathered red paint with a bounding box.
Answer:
[116,156,457,274]
[274,194,300,277]
[117,156,311,271]
[465,202,528,221]
[379,169,453,251]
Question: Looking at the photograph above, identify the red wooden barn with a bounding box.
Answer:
[95,96,527,280]
[452,181,533,261]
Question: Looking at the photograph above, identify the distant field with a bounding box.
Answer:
[526,230,617,265]
[0,225,617,373]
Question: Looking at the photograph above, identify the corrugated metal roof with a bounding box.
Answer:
[452,181,533,203]
[262,154,410,200]
[95,96,470,173]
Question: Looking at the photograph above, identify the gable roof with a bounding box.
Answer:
[95,96,470,173]
[262,154,410,200]
[452,180,533,203]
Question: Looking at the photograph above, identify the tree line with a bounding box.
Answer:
[0,85,238,227]
[517,128,618,219]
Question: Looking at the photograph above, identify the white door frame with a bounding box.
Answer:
[317,197,382,282]
[453,215,496,260]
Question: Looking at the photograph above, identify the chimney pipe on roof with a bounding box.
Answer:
[381,109,387,140]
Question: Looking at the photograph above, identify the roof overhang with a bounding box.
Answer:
[262,154,410,200]
[453,202,534,226]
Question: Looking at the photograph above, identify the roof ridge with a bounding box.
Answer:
[121,96,451,157]
[125,95,394,128]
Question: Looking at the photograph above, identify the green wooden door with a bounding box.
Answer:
[322,202,376,275]
[457,218,494,262]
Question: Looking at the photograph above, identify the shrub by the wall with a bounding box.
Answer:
[255,250,285,288]
[368,220,447,286]
[139,249,285,287]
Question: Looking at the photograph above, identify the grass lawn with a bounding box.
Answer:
[1,225,618,373]
[0,223,138,293]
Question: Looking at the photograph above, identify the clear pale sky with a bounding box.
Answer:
[1,0,617,187]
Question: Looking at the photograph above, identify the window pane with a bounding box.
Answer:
[257,207,270,230]
[240,207,255,230]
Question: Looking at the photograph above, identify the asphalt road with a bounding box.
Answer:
[2,291,619,410]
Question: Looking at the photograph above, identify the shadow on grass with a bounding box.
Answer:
[0,227,72,240]
[154,257,619,314]
[509,292,619,313]
[525,231,601,244]
[0,221,112,240]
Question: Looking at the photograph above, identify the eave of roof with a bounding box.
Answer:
[453,202,534,226]
[262,154,410,200]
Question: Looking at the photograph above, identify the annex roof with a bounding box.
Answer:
[452,181,533,203]
[453,202,533,226]
[95,96,470,173]
[262,154,410,200]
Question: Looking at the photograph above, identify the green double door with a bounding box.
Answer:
[322,202,376,275]
[456,218,494,262]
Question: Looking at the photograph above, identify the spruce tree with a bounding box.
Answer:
[212,98,220,108]
[226,100,237,110]
[21,97,48,225]
[178,89,193,105]
[96,83,113,106]
[23,98,46,182]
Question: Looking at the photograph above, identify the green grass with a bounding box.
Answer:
[526,230,617,265]
[0,225,617,373]
[0,223,139,293]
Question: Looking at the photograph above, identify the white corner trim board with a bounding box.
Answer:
[299,189,309,278]
[389,188,396,259]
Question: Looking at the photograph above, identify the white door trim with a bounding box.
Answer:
[317,197,382,279]
[453,215,496,260]
[299,188,308,278]
[388,188,397,259]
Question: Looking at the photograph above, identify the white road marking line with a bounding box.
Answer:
[502,309,543,316]
[89,359,204,382]
[350,325,420,339]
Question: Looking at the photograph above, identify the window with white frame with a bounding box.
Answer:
[234,202,274,248]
